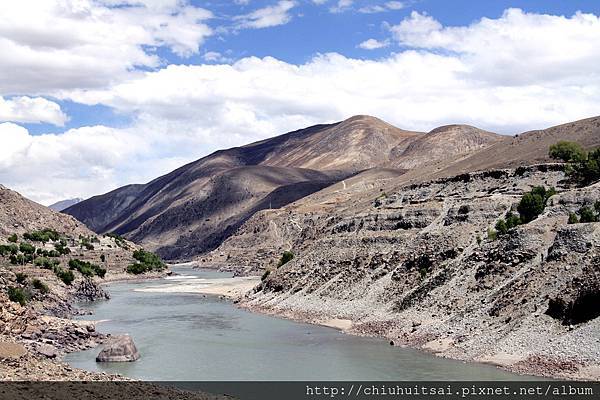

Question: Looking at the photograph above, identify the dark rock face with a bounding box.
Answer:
[96,335,140,362]
[74,278,110,302]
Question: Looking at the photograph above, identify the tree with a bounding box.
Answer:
[579,206,598,223]
[515,186,555,224]
[8,234,17,243]
[518,192,545,223]
[7,287,27,306]
[505,211,521,229]
[578,148,600,186]
[495,219,508,235]
[277,251,294,268]
[549,141,586,162]
[568,213,579,224]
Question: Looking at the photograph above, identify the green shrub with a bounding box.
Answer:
[0,244,19,256]
[19,242,36,255]
[578,206,598,223]
[132,250,165,269]
[551,142,600,186]
[495,219,508,236]
[277,251,294,268]
[517,186,555,224]
[68,259,106,278]
[125,249,166,275]
[568,213,579,224]
[23,229,60,243]
[549,141,586,162]
[261,270,271,281]
[55,268,75,286]
[578,148,600,186]
[32,279,49,294]
[126,249,165,274]
[7,234,18,243]
[35,257,60,270]
[487,228,497,241]
[106,232,128,249]
[7,287,28,306]
[15,272,27,284]
[54,242,71,255]
[127,263,151,275]
[505,211,521,229]
[9,254,25,265]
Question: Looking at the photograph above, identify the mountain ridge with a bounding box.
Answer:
[65,115,599,260]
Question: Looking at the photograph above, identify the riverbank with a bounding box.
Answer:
[239,297,600,382]
[0,266,173,381]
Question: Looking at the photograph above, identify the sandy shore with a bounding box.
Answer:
[135,276,261,299]
[319,318,353,331]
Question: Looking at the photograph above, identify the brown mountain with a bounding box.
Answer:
[389,124,507,169]
[0,185,90,238]
[64,115,505,260]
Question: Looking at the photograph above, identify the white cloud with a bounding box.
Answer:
[390,9,600,85]
[330,0,353,13]
[202,51,233,63]
[234,1,297,29]
[0,0,212,94]
[1,8,600,205]
[0,96,68,126]
[385,1,404,10]
[358,1,404,13]
[358,38,390,49]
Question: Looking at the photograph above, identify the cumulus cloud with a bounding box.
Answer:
[0,0,212,94]
[1,8,600,205]
[234,1,297,29]
[390,9,600,85]
[0,122,193,205]
[0,96,68,126]
[358,1,404,13]
[330,0,353,13]
[358,38,390,49]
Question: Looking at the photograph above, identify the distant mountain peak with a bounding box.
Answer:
[48,198,84,212]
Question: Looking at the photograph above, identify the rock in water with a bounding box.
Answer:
[74,278,110,301]
[96,335,140,362]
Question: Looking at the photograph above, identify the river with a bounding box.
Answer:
[64,266,530,381]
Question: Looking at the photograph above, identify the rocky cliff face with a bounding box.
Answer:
[228,164,600,379]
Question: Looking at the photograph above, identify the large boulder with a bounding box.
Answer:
[96,335,140,362]
[74,278,110,302]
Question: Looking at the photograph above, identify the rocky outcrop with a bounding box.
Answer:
[232,164,600,380]
[74,278,110,302]
[96,335,140,362]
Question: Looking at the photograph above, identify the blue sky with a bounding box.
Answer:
[1,0,600,204]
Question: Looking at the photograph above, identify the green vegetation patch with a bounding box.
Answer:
[492,186,556,240]
[15,272,27,284]
[8,287,29,306]
[105,232,129,249]
[549,142,600,186]
[54,267,75,286]
[68,259,106,278]
[0,244,18,256]
[34,257,60,270]
[23,229,60,243]
[32,278,49,294]
[126,249,165,275]
[568,204,600,224]
[277,251,294,268]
